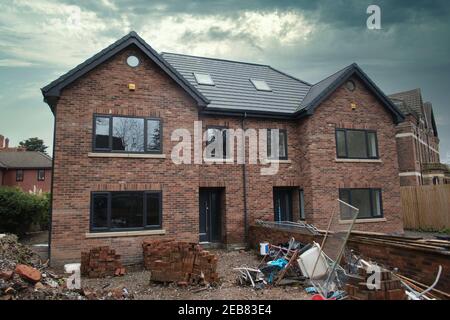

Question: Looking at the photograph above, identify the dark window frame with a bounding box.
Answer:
[16,169,24,182]
[267,128,288,160]
[37,169,45,181]
[299,189,305,220]
[335,128,379,159]
[90,191,163,232]
[205,125,229,159]
[339,188,383,220]
[92,114,163,154]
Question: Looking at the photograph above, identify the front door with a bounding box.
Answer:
[273,188,293,222]
[199,189,222,243]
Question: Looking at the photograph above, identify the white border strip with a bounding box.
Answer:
[395,133,439,154]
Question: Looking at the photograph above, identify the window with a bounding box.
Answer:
[299,189,305,220]
[90,191,162,232]
[267,129,288,160]
[335,129,378,159]
[37,169,45,181]
[16,169,23,182]
[250,79,271,91]
[206,126,228,159]
[339,188,382,219]
[93,115,162,153]
[193,73,214,86]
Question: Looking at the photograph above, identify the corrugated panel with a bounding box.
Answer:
[162,53,311,114]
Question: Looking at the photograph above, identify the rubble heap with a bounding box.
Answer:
[143,240,219,286]
[345,267,406,300]
[0,234,83,300]
[81,246,125,278]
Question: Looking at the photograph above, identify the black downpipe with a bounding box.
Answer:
[241,113,248,245]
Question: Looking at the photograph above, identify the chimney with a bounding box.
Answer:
[5,138,9,149]
[0,135,4,149]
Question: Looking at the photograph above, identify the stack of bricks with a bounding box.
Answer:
[142,239,219,285]
[81,246,125,278]
[345,267,406,300]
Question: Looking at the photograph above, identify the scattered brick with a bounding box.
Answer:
[15,264,41,283]
[81,246,123,278]
[143,239,219,285]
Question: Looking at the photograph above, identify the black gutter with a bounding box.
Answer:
[241,113,249,245]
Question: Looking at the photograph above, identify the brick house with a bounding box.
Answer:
[42,32,406,266]
[0,135,52,193]
[389,89,450,185]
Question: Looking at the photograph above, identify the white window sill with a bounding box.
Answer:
[335,158,382,163]
[261,159,292,164]
[339,218,386,224]
[204,158,235,164]
[85,229,166,238]
[88,152,166,159]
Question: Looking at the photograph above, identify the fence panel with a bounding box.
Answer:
[401,185,450,230]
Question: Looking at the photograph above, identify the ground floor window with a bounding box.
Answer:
[339,188,382,219]
[90,191,162,232]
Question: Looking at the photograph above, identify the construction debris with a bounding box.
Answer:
[235,238,307,289]
[142,240,219,286]
[81,246,125,278]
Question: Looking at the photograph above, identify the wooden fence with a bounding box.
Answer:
[401,184,450,230]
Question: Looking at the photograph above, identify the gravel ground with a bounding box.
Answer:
[81,249,309,300]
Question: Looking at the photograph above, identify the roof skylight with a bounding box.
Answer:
[250,79,271,91]
[194,73,215,86]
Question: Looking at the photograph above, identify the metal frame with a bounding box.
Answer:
[90,190,163,232]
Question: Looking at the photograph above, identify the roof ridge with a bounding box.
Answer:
[161,52,271,68]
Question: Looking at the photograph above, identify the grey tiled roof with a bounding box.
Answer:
[0,151,52,169]
[161,53,311,114]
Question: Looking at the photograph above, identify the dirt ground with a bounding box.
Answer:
[81,249,309,300]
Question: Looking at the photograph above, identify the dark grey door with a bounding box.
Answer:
[273,188,293,222]
[199,189,222,242]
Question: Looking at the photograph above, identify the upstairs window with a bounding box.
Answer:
[267,129,288,160]
[194,73,214,86]
[250,79,271,91]
[16,169,23,182]
[37,169,45,181]
[93,115,161,154]
[339,188,383,220]
[205,126,228,159]
[336,129,378,159]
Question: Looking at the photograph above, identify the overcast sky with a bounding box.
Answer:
[0,0,449,163]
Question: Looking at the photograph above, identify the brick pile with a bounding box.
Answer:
[345,268,406,300]
[142,240,219,285]
[81,246,125,278]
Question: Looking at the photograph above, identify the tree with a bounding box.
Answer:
[19,137,48,154]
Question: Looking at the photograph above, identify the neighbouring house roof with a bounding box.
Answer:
[388,88,423,116]
[161,52,311,115]
[0,151,52,169]
[42,31,404,124]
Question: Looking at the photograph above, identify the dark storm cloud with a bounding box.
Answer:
[0,0,449,161]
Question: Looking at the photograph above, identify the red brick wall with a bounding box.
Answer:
[297,76,403,233]
[1,168,51,193]
[249,225,450,293]
[50,46,403,265]
[51,47,201,266]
